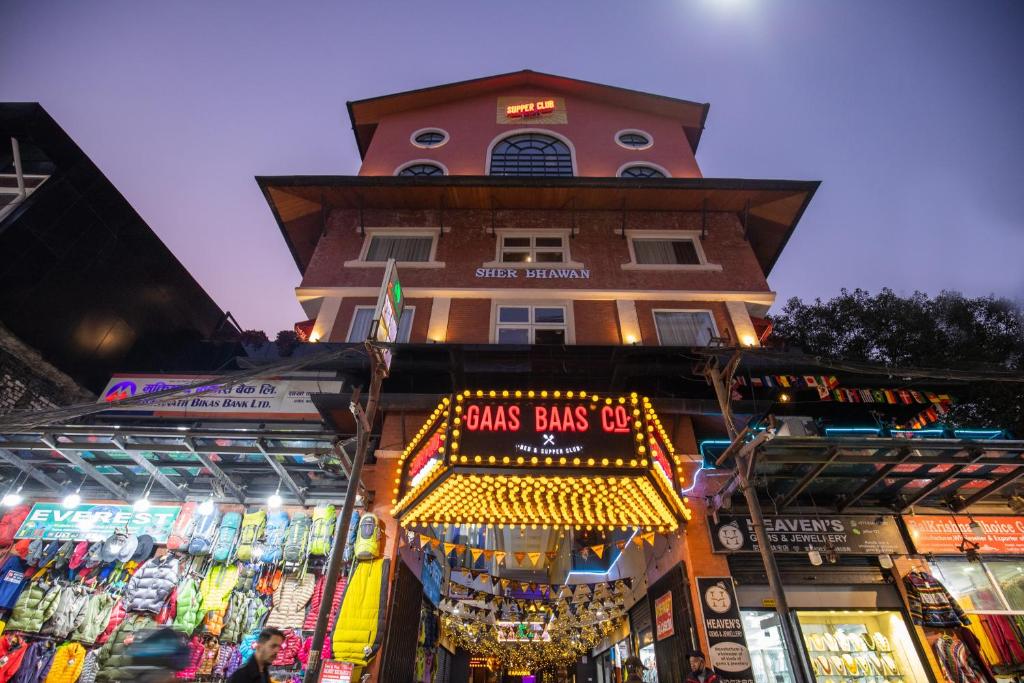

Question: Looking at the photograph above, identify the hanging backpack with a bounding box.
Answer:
[235,511,266,562]
[308,505,336,557]
[212,512,242,563]
[0,504,30,548]
[282,513,311,568]
[341,509,360,564]
[188,505,221,556]
[353,512,384,560]
[258,511,290,564]
[167,502,198,552]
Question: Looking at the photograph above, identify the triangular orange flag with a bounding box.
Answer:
[545,551,558,561]
[430,538,442,549]
[482,549,494,560]
[470,548,483,563]
[615,541,626,550]
[591,544,605,559]
[641,532,656,547]
[420,534,432,549]
[444,543,457,557]
[494,551,506,564]
[514,552,526,565]
[632,534,644,547]
[527,552,541,566]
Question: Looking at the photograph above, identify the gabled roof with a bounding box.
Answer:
[346,69,710,158]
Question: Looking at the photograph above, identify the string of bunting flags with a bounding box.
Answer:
[731,374,954,408]
[406,531,658,570]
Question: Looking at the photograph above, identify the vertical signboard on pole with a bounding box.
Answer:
[696,577,755,683]
[370,258,403,371]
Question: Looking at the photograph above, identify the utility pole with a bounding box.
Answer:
[702,351,810,683]
[305,260,401,683]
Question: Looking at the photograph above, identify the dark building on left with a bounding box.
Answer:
[0,103,240,412]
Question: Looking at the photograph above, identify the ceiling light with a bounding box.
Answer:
[133,496,151,513]
[268,480,283,510]
[198,497,215,515]
[1,491,23,507]
[62,492,82,509]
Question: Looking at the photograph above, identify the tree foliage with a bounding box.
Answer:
[769,289,1024,435]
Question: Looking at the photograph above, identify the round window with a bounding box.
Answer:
[411,129,449,149]
[616,130,653,150]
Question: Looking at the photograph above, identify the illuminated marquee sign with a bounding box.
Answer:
[390,392,692,532]
[505,99,556,118]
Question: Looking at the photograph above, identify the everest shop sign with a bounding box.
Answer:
[98,373,342,420]
[696,577,754,683]
[15,503,181,542]
[709,514,908,555]
[904,515,1024,555]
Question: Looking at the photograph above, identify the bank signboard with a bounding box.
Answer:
[15,503,181,542]
[696,577,754,683]
[98,373,342,421]
[903,515,1024,555]
[709,514,907,555]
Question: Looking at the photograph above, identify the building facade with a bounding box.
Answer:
[260,71,822,683]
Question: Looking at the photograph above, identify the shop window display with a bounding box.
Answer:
[741,610,795,683]
[796,610,930,683]
[931,559,1024,673]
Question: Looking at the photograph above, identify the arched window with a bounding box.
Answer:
[619,164,667,178]
[489,133,574,177]
[397,162,445,177]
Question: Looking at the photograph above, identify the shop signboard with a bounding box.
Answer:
[15,503,181,542]
[654,591,674,640]
[98,373,342,421]
[708,514,907,555]
[903,515,1024,554]
[457,396,637,461]
[422,554,444,606]
[320,660,353,683]
[371,258,403,371]
[696,577,755,683]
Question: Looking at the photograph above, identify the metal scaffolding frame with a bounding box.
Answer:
[0,424,348,505]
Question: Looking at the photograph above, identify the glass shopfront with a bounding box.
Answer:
[741,610,796,683]
[795,610,930,683]
[931,558,1024,673]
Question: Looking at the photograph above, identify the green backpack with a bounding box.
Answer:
[308,504,336,557]
[235,510,266,562]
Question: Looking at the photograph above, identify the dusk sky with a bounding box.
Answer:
[3,1,1022,334]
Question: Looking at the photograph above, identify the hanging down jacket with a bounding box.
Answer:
[76,651,100,683]
[199,564,238,612]
[94,601,125,646]
[265,574,315,629]
[124,555,179,614]
[71,592,117,645]
[11,640,56,683]
[41,584,89,639]
[95,613,157,682]
[42,642,86,683]
[172,578,204,635]
[7,581,61,633]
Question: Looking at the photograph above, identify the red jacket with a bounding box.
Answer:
[686,669,721,683]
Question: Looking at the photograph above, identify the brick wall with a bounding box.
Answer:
[573,300,620,344]
[327,297,434,343]
[446,299,491,343]
[0,324,92,415]
[303,209,770,294]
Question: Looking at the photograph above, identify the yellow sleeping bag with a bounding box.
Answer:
[332,513,388,666]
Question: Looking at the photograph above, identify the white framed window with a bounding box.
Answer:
[346,229,445,269]
[494,304,569,345]
[395,159,447,176]
[622,230,721,271]
[653,310,718,347]
[615,129,654,150]
[347,306,415,343]
[481,230,583,269]
[410,128,449,149]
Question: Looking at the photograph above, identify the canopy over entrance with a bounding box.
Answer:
[391,390,691,532]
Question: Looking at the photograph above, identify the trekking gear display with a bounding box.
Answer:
[308,504,336,557]
[187,505,220,556]
[212,511,242,562]
[235,510,266,562]
[258,510,290,564]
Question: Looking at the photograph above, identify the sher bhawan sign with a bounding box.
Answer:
[15,503,181,542]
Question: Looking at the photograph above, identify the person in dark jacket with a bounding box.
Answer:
[226,628,283,683]
[686,651,720,683]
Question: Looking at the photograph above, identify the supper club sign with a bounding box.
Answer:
[390,391,693,531]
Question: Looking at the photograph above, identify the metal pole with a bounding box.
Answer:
[304,355,386,683]
[11,138,26,199]
[736,452,810,683]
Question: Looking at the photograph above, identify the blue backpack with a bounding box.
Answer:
[188,505,221,556]
[212,512,242,562]
[258,511,290,564]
